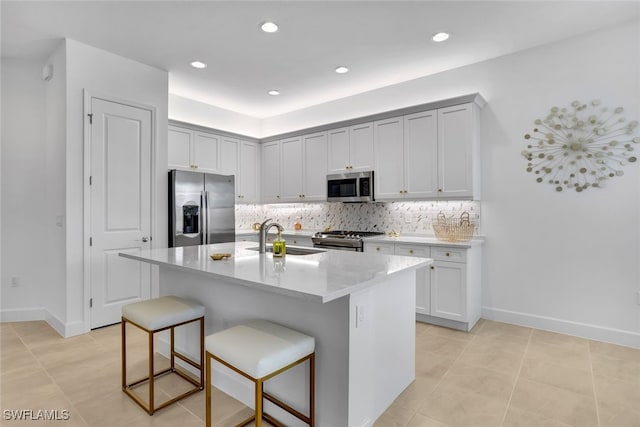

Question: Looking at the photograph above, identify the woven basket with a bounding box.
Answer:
[432,211,476,242]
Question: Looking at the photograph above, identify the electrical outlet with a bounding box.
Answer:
[11,276,20,287]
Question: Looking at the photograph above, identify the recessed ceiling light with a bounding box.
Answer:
[190,61,207,69]
[268,90,280,96]
[432,32,450,42]
[335,66,349,74]
[261,22,279,33]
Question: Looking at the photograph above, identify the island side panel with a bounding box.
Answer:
[349,269,417,426]
[158,265,350,427]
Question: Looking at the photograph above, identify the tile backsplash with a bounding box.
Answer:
[236,201,481,235]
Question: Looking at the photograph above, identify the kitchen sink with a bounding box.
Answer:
[247,246,326,256]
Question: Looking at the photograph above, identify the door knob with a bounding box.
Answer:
[141,237,150,242]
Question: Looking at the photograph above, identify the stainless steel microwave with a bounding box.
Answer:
[327,171,374,202]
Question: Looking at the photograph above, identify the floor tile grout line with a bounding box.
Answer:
[499,327,533,427]
[11,323,92,427]
[404,325,479,426]
[587,341,602,427]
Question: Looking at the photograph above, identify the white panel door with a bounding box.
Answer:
[303,131,327,201]
[193,132,219,172]
[90,98,152,328]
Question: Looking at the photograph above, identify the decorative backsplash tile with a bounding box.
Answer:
[236,201,481,236]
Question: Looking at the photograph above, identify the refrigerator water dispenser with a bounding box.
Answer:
[182,204,199,234]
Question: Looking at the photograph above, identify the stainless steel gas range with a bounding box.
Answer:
[311,230,384,252]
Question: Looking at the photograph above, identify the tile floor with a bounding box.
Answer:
[1,319,638,427]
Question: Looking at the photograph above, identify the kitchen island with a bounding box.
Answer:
[120,242,431,427]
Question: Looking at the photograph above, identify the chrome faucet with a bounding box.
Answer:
[259,218,284,254]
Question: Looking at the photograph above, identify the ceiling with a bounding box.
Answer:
[2,1,638,118]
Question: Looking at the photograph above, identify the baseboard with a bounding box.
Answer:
[1,308,87,338]
[482,306,640,349]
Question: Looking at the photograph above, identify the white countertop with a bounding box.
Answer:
[120,242,431,303]
[366,234,484,248]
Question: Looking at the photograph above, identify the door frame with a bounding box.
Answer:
[82,90,158,332]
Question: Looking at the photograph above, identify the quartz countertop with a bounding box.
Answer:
[120,242,431,303]
[366,234,484,248]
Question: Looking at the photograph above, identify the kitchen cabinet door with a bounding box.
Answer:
[303,131,328,201]
[238,141,259,204]
[168,126,192,170]
[327,127,350,173]
[363,241,395,254]
[405,110,438,198]
[280,136,304,202]
[395,244,430,315]
[349,122,374,171]
[193,132,219,172]
[438,104,474,198]
[219,136,239,177]
[430,260,467,322]
[374,117,405,200]
[261,141,281,203]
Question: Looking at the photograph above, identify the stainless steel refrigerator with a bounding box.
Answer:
[169,170,235,247]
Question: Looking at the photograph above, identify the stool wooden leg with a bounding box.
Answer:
[200,317,205,388]
[148,330,155,415]
[170,326,175,371]
[255,379,263,427]
[205,352,212,427]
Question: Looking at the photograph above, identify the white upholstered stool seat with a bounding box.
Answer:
[121,295,205,415]
[205,320,315,427]
[122,296,205,331]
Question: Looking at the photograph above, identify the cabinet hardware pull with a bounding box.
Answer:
[376,247,380,251]
[438,188,442,192]
[409,249,414,254]
[446,252,450,256]
[430,266,435,270]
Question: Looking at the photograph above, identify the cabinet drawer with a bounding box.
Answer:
[395,244,429,258]
[365,242,395,254]
[431,247,466,262]
[286,235,313,248]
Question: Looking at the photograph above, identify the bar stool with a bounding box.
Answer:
[121,295,205,415]
[205,320,315,427]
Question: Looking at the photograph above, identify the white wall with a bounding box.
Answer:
[64,39,169,334]
[169,94,260,138]
[1,40,169,336]
[1,59,49,319]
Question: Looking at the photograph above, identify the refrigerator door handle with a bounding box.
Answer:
[201,191,207,245]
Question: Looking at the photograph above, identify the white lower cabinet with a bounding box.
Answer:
[364,241,481,331]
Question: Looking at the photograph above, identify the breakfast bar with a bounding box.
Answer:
[120,242,431,427]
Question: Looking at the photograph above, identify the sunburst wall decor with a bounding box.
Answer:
[521,100,639,192]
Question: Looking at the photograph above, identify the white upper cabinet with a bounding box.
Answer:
[374,116,405,199]
[192,132,219,172]
[328,123,374,173]
[404,110,438,198]
[261,140,281,203]
[168,126,192,170]
[302,131,328,200]
[280,136,304,202]
[373,102,480,201]
[437,103,479,199]
[219,136,239,176]
[238,141,259,204]
[261,132,328,203]
[169,124,260,203]
[168,125,219,173]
